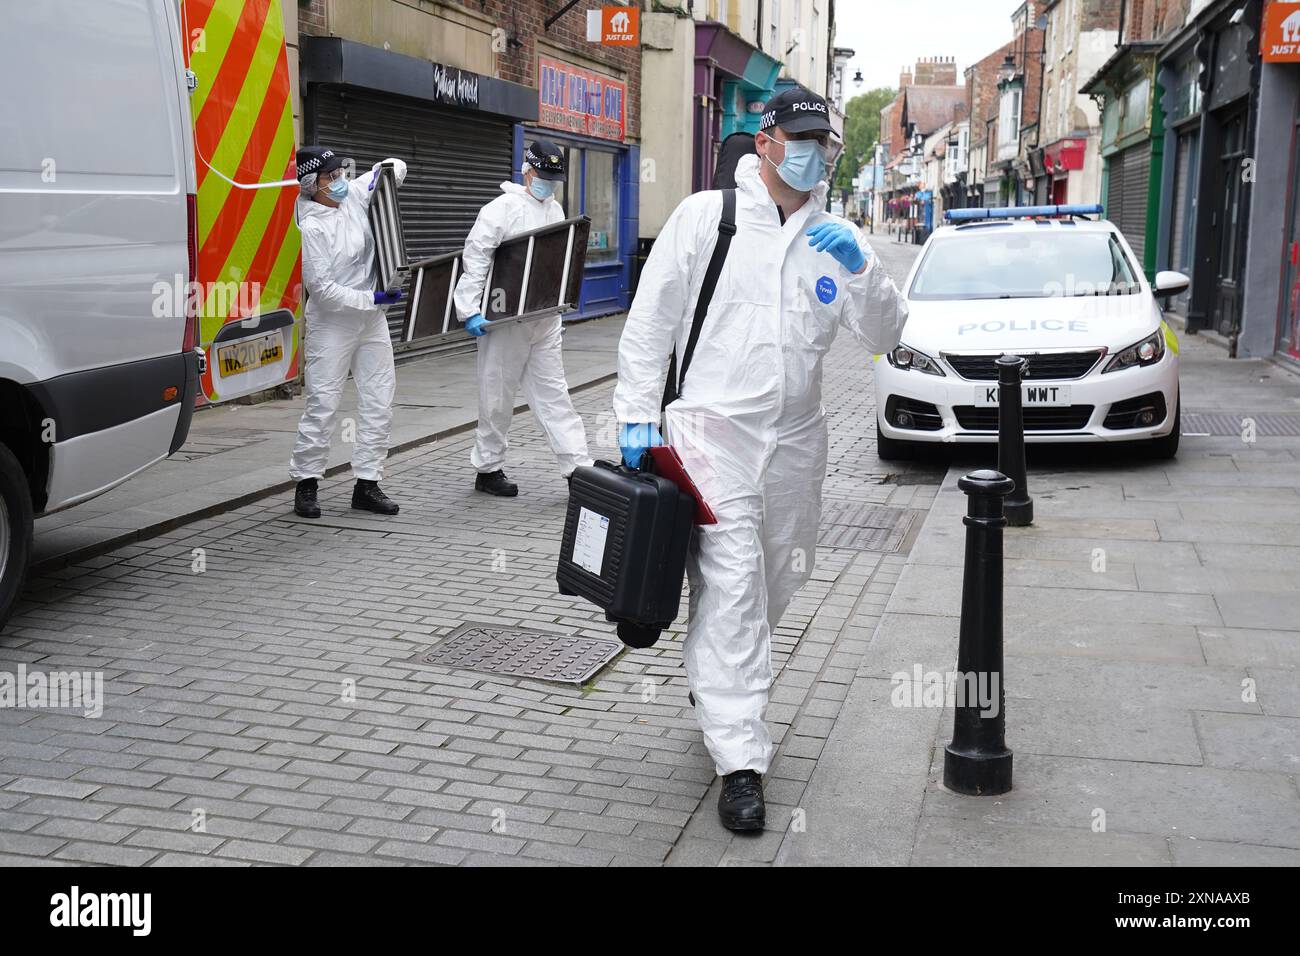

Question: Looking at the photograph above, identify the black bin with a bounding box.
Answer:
[557,460,695,648]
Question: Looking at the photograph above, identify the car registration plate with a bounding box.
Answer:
[974,384,1072,406]
[217,333,283,376]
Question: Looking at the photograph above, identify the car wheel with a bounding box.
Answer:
[876,421,916,461]
[1147,395,1180,460]
[0,442,34,632]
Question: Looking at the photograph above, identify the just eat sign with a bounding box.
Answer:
[1262,0,1300,62]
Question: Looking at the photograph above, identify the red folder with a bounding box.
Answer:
[648,445,717,525]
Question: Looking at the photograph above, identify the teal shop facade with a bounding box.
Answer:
[693,22,781,191]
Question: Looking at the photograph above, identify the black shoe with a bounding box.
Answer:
[718,770,765,832]
[474,469,518,497]
[352,479,399,515]
[294,478,321,519]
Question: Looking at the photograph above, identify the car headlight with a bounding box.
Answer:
[886,344,946,376]
[1102,331,1165,373]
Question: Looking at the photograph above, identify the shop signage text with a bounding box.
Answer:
[538,56,626,141]
[1262,1,1300,62]
[432,63,479,108]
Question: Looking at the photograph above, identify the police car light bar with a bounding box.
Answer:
[945,204,1104,222]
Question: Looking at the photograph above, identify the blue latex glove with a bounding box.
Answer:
[619,422,664,469]
[806,221,867,273]
[374,289,403,305]
[465,313,491,337]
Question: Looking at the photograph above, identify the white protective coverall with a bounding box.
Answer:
[613,154,908,776]
[289,159,407,482]
[454,181,592,476]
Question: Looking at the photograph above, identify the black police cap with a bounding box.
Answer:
[296,145,348,181]
[525,140,567,181]
[757,88,835,135]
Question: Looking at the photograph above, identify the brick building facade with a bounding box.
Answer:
[294,0,644,332]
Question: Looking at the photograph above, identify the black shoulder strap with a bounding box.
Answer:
[660,188,736,410]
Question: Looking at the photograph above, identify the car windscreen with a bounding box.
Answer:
[909,228,1141,300]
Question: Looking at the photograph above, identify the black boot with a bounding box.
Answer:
[352,479,399,515]
[294,478,321,519]
[718,770,765,832]
[474,469,518,497]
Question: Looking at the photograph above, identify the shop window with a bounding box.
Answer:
[556,145,577,217]
[584,149,619,265]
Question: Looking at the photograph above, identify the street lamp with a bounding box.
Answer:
[853,69,864,88]
[997,52,1020,91]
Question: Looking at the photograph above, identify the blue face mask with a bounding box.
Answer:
[766,137,828,192]
[326,176,349,201]
[528,177,556,201]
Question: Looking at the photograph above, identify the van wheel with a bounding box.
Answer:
[0,442,34,631]
[876,421,916,461]
[1147,397,1180,460]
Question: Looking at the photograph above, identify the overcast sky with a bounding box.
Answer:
[835,0,1027,93]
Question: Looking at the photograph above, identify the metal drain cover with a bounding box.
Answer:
[818,503,915,552]
[1182,412,1300,437]
[421,625,621,684]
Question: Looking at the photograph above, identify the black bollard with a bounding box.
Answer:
[996,354,1033,526]
[943,469,1014,796]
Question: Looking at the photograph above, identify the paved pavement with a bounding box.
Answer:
[780,267,1300,865]
[3,236,1297,866]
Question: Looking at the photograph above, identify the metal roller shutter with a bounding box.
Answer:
[1168,132,1196,313]
[1170,133,1192,272]
[1107,154,1125,228]
[1120,142,1151,265]
[309,85,515,348]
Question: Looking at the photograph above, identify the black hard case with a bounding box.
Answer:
[557,460,696,647]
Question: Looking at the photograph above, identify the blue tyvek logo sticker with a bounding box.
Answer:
[816,276,837,304]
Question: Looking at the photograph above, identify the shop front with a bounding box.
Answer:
[533,53,637,320]
[1187,6,1259,340]
[693,22,782,192]
[1042,136,1086,204]
[300,37,537,352]
[1084,42,1164,282]
[1155,31,1205,320]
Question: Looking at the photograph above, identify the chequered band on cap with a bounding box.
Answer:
[296,149,336,179]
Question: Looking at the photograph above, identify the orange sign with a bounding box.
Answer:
[1263,1,1300,62]
[601,6,638,46]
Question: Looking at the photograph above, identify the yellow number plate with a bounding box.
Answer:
[217,334,283,376]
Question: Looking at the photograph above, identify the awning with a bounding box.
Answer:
[300,36,537,122]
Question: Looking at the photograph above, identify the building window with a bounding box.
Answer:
[998,86,1022,160]
[1119,77,1149,139]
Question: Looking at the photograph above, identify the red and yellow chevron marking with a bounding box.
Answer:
[184,0,300,402]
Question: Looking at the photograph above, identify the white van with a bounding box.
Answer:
[0,0,201,628]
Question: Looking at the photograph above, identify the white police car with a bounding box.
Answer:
[874,205,1186,460]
